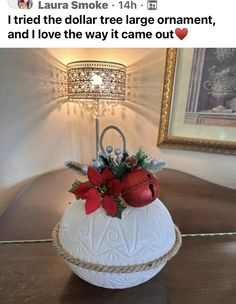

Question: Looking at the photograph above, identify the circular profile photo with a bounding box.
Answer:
[18,0,33,9]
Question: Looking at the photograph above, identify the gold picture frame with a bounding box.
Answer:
[158,48,236,155]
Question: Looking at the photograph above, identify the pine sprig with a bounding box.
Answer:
[109,149,151,180]
[65,161,87,176]
[135,148,150,168]
[110,163,130,180]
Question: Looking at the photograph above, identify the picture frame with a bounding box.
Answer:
[158,48,236,155]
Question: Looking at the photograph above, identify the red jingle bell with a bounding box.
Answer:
[121,169,159,207]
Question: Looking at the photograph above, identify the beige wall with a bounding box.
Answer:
[0,48,235,214]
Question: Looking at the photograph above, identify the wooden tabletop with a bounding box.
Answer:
[0,169,236,303]
[1,235,236,304]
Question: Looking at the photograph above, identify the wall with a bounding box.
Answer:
[0,48,235,214]
[0,49,94,214]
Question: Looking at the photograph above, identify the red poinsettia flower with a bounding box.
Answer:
[71,167,123,216]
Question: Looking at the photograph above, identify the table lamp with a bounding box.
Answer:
[67,60,126,157]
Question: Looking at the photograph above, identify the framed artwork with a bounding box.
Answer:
[158,48,236,155]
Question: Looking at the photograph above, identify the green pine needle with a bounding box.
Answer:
[110,164,130,180]
[65,161,87,176]
[135,148,150,169]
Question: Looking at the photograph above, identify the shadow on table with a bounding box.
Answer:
[59,274,168,304]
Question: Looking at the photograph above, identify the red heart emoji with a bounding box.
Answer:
[175,28,188,40]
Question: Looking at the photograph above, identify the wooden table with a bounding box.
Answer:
[0,169,236,303]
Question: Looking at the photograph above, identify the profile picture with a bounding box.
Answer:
[18,0,33,9]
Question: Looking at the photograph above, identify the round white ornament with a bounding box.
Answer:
[57,198,178,289]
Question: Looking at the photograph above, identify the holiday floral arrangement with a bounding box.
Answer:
[66,126,165,219]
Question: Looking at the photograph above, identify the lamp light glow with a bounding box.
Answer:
[91,74,103,86]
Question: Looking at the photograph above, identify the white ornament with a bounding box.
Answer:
[58,198,176,289]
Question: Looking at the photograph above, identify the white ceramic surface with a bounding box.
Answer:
[59,198,176,289]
